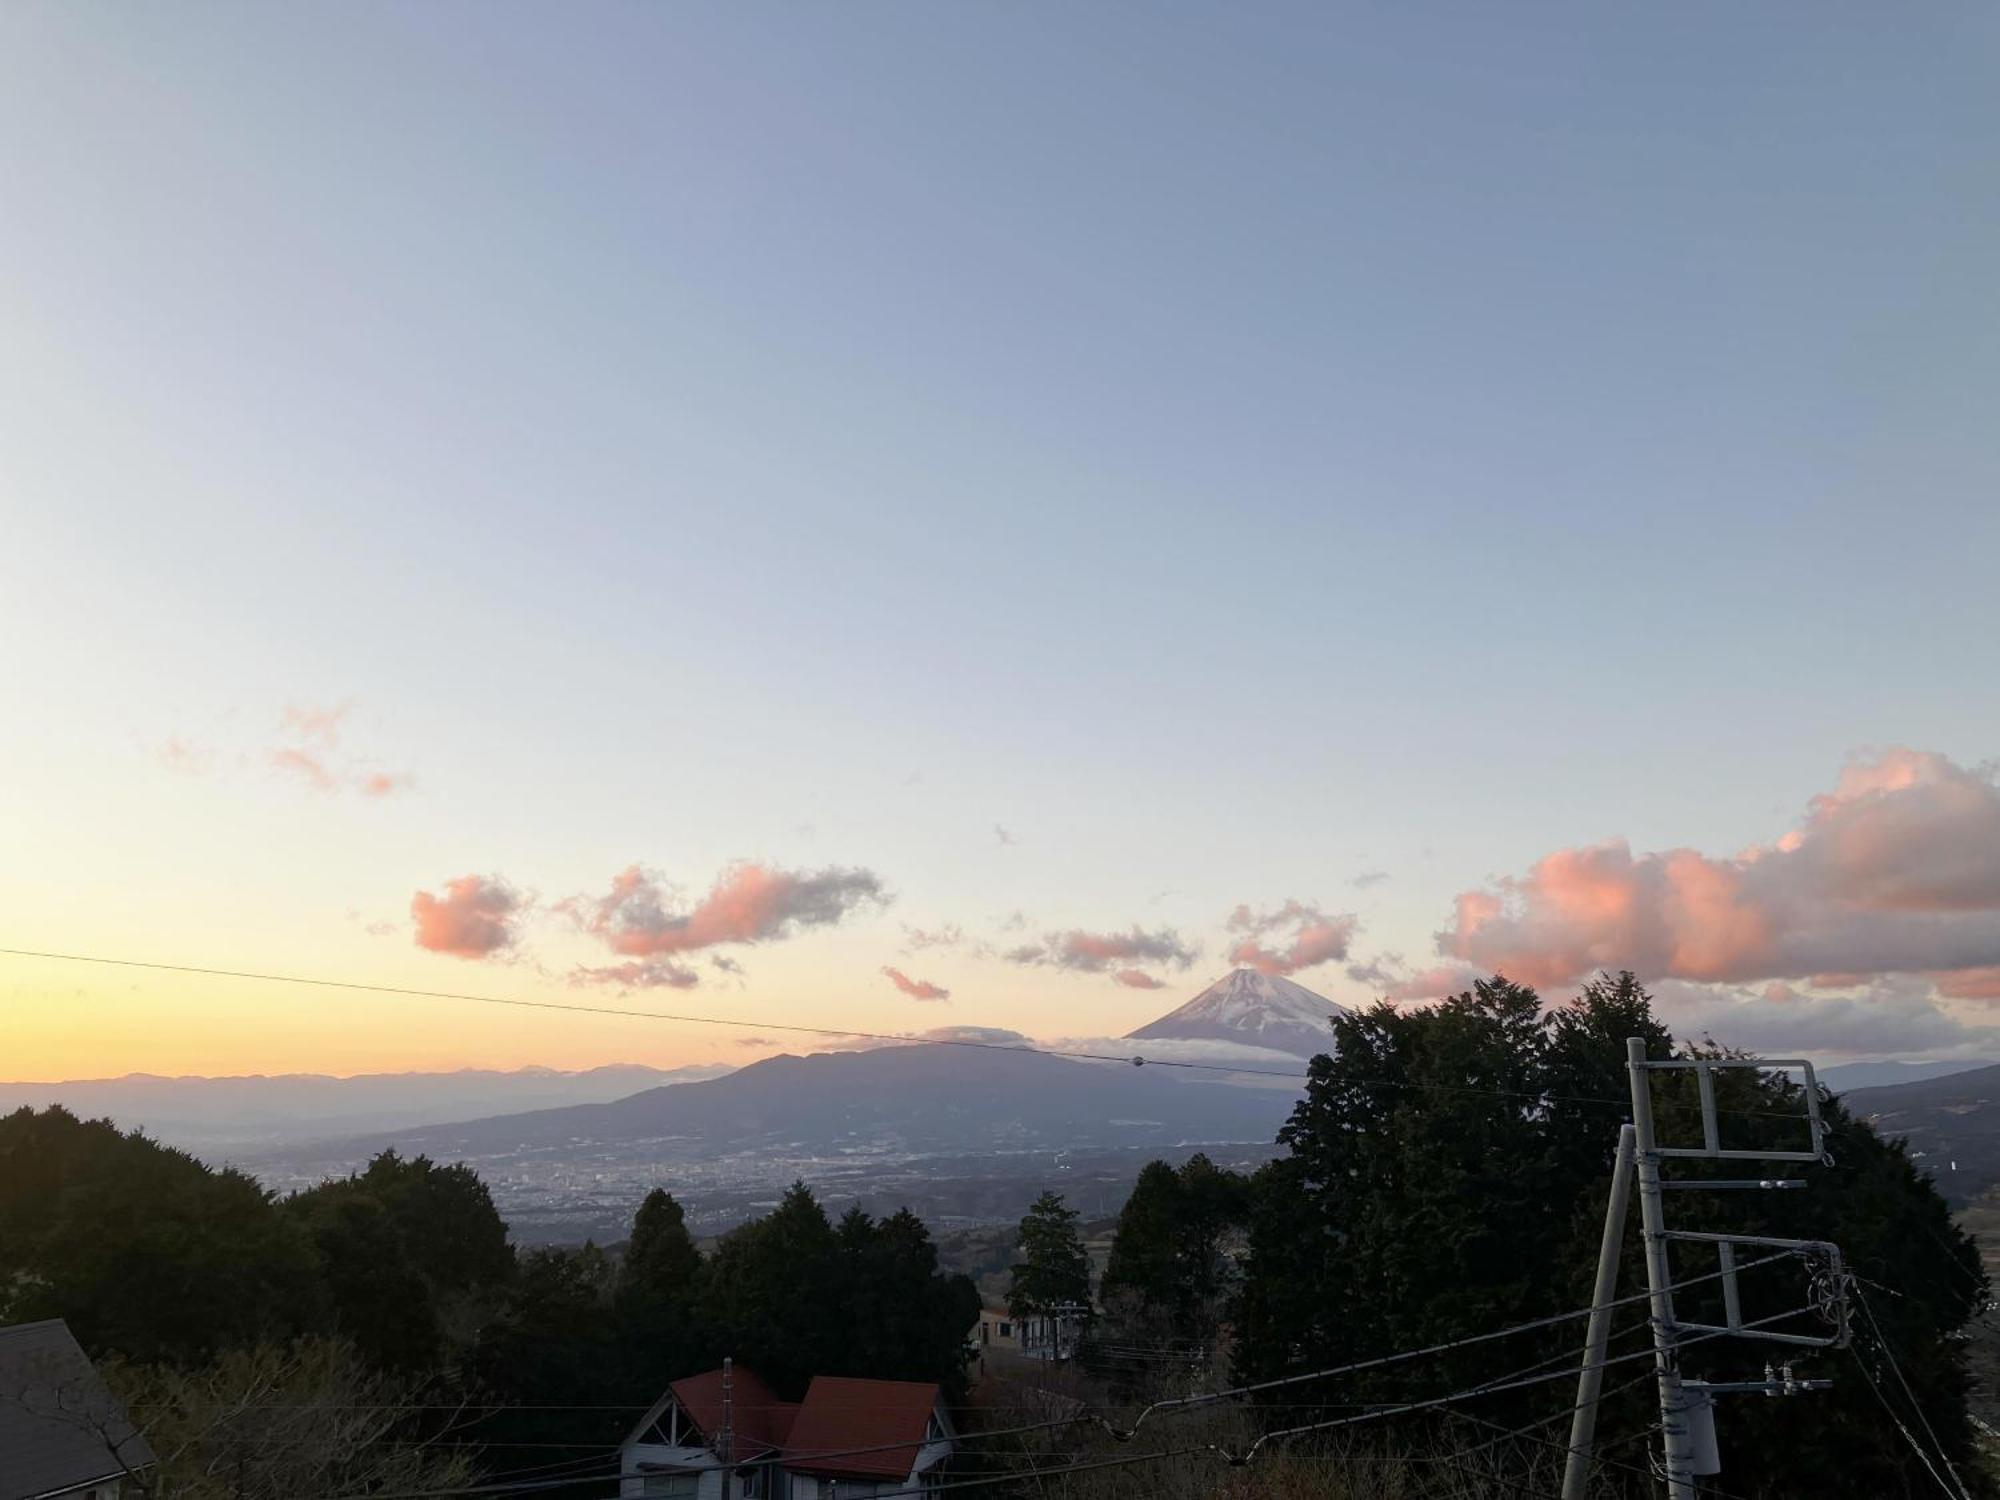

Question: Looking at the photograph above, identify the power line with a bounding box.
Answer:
[0,946,1810,1118]
[278,1265,1763,1494]
[0,947,1305,1079]
[307,1308,1773,1500]
[1853,1285,1973,1500]
[1115,1250,1790,1439]
[1848,1342,1960,1500]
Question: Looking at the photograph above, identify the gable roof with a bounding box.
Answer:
[0,1320,156,1500]
[781,1375,943,1481]
[640,1367,798,1458]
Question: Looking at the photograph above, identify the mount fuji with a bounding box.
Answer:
[1127,968,1349,1060]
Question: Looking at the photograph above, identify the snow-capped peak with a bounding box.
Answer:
[1126,969,1349,1059]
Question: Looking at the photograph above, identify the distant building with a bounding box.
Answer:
[619,1364,952,1499]
[970,1306,1073,1362]
[0,1320,156,1500]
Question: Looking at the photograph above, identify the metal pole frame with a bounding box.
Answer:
[1628,1036,1698,1498]
[1562,1122,1637,1500]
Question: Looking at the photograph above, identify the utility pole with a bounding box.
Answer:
[1628,1037,1698,1498]
[1606,1039,1847,1498]
[720,1355,734,1474]
[1562,1123,1636,1500]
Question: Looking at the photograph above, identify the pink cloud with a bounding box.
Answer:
[242,701,416,797]
[270,747,338,793]
[157,737,217,776]
[573,958,700,990]
[411,874,522,959]
[1225,900,1359,976]
[1935,967,2000,1001]
[1438,749,2000,992]
[1114,969,1166,990]
[1344,952,1480,1004]
[882,966,951,1002]
[1005,925,1197,976]
[281,702,350,747]
[564,862,887,982]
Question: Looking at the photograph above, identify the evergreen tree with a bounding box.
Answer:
[0,1107,322,1364]
[287,1182,442,1371]
[285,1150,514,1370]
[1008,1191,1091,1318]
[1233,971,1989,1499]
[625,1188,701,1294]
[697,1181,841,1391]
[1101,1155,1248,1342]
[353,1151,513,1296]
[1101,1161,1180,1316]
[470,1243,627,1457]
[696,1184,974,1394]
[1169,1153,1249,1322]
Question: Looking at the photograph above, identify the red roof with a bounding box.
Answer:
[782,1375,943,1481]
[666,1367,799,1458]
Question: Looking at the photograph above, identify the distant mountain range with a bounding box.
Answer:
[0,1063,731,1149]
[1127,969,1347,1059]
[1816,1058,1997,1093]
[1842,1063,2000,1205]
[341,1040,1299,1163]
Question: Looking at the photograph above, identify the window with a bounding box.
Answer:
[641,1473,700,1498]
[997,1321,1011,1338]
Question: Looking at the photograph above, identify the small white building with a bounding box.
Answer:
[0,1320,156,1500]
[620,1366,952,1499]
[970,1306,1073,1361]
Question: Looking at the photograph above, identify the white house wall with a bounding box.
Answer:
[619,1440,725,1499]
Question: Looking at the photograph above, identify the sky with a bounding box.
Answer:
[2,4,1998,1081]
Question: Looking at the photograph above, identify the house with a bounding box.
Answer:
[777,1376,951,1498]
[619,1365,952,1499]
[969,1306,1072,1362]
[0,1320,156,1500]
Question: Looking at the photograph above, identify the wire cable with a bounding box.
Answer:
[0,945,1817,1117]
[0,947,1306,1079]
[1853,1284,1973,1500]
[1115,1249,1790,1439]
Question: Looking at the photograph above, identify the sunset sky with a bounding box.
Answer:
[4,5,1998,1080]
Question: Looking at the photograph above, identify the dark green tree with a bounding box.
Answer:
[285,1150,513,1370]
[694,1185,975,1394]
[1007,1191,1091,1318]
[287,1182,441,1371]
[1170,1153,1250,1320]
[828,1206,979,1392]
[353,1151,513,1296]
[696,1181,841,1391]
[469,1243,627,1457]
[624,1188,701,1296]
[616,1187,703,1380]
[1101,1161,1180,1315]
[1101,1155,1249,1344]
[1233,972,1989,1499]
[0,1107,322,1364]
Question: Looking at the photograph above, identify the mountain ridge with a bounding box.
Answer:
[1127,968,1348,1059]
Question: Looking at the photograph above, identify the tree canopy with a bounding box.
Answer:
[1233,971,1988,1498]
[1100,1153,1249,1343]
[1008,1190,1091,1319]
[0,1106,322,1363]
